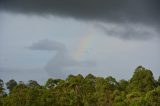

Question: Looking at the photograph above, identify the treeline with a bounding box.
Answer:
[0,66,160,106]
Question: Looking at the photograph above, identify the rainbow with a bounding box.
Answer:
[73,27,95,60]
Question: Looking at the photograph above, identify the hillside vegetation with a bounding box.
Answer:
[0,66,160,106]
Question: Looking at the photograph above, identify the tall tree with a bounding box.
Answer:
[105,76,119,90]
[0,66,160,106]
[6,79,17,92]
[0,79,4,96]
[127,66,156,92]
[0,79,5,106]
[118,79,128,92]
[157,76,160,86]
[67,74,84,106]
[45,78,61,89]
[145,87,160,106]
[27,80,40,88]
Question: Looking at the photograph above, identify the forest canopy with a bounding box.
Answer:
[0,66,160,106]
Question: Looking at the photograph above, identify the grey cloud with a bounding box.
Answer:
[28,39,66,51]
[0,0,160,40]
[28,39,96,78]
[96,23,159,40]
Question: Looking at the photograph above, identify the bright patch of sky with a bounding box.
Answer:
[0,12,159,84]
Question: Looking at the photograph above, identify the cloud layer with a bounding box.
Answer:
[28,39,96,78]
[0,0,160,40]
[0,0,159,25]
[28,39,66,52]
[96,23,159,40]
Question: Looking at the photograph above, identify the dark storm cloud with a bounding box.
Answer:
[0,0,159,25]
[0,0,160,39]
[28,39,96,78]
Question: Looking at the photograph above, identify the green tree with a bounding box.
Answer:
[27,80,40,89]
[105,76,119,91]
[1,66,160,106]
[85,74,96,81]
[157,76,160,86]
[3,83,27,106]
[125,92,146,106]
[40,89,57,106]
[127,66,156,92]
[83,74,97,105]
[45,78,61,89]
[0,79,5,106]
[145,87,160,106]
[113,91,127,106]
[0,79,4,96]
[6,79,17,92]
[118,79,128,92]
[94,77,106,106]
[67,74,84,106]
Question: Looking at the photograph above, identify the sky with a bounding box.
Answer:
[0,0,160,84]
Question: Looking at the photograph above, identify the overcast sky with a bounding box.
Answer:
[0,0,160,84]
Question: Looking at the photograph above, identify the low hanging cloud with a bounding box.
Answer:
[28,39,66,52]
[28,39,96,78]
[0,0,160,40]
[96,23,159,40]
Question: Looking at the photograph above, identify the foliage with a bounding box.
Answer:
[145,87,160,106]
[6,79,17,92]
[0,66,159,106]
[127,66,156,93]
